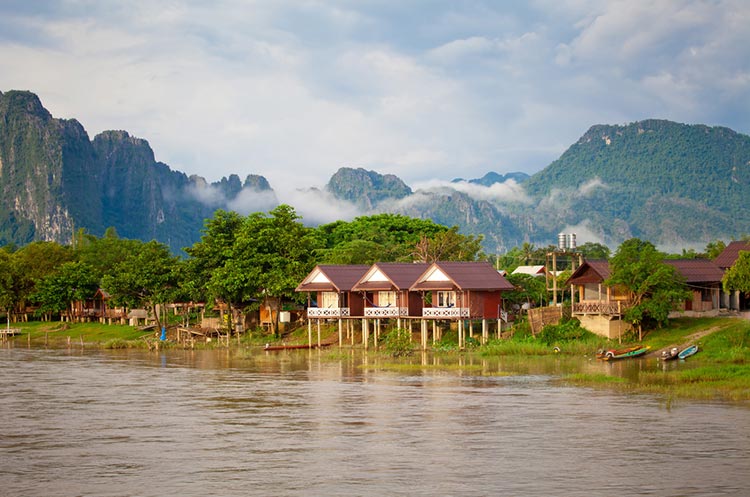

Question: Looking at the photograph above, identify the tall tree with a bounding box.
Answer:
[605,238,689,340]
[577,242,611,260]
[411,226,483,263]
[32,261,98,321]
[183,210,244,303]
[102,240,180,329]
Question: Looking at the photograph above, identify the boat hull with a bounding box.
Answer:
[678,345,698,360]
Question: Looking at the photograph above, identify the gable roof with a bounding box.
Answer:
[664,259,724,284]
[714,241,750,270]
[411,261,514,291]
[295,265,370,293]
[511,265,546,276]
[566,260,611,285]
[352,262,429,291]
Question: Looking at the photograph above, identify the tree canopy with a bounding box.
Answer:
[605,238,690,339]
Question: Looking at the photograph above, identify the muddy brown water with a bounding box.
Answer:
[1,348,748,497]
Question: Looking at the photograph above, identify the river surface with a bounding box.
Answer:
[1,347,748,497]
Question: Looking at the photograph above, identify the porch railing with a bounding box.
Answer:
[422,307,470,318]
[364,307,408,318]
[307,307,351,318]
[572,301,628,315]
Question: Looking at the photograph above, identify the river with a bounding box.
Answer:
[1,347,748,497]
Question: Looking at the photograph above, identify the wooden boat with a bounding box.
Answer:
[678,344,698,360]
[263,342,334,351]
[596,346,641,360]
[600,345,650,361]
[660,347,680,361]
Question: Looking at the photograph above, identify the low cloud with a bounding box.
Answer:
[227,189,278,215]
[411,178,532,204]
[278,188,364,226]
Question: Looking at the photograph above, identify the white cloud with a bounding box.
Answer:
[412,179,532,204]
[0,0,748,194]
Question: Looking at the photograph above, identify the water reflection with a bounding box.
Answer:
[0,348,748,497]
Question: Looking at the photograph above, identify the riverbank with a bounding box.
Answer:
[4,316,749,402]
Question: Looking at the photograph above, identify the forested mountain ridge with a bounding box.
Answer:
[0,90,275,251]
[523,119,750,247]
[2,89,750,255]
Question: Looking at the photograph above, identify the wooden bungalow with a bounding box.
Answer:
[410,261,514,348]
[295,265,370,346]
[71,288,126,323]
[296,265,370,318]
[352,262,428,320]
[714,241,750,311]
[664,259,724,316]
[566,260,632,339]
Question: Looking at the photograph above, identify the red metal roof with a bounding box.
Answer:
[295,265,370,292]
[714,241,750,269]
[566,259,611,285]
[352,262,429,291]
[411,261,514,291]
[664,259,724,283]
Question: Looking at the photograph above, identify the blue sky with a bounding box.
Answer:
[1,0,749,198]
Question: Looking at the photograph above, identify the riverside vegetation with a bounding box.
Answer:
[6,316,749,403]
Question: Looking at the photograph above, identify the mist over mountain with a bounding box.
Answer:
[2,90,749,254]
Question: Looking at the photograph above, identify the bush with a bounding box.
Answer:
[382,328,414,357]
[536,319,596,345]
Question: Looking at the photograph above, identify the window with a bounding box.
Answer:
[378,291,397,307]
[320,292,339,308]
[437,291,456,307]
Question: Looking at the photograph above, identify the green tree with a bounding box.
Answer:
[504,273,548,311]
[0,250,15,326]
[705,239,727,260]
[722,250,750,297]
[102,240,180,329]
[76,231,143,280]
[217,205,318,335]
[314,214,448,263]
[410,226,483,262]
[605,238,690,340]
[11,241,73,315]
[577,242,611,260]
[183,210,244,303]
[32,261,98,321]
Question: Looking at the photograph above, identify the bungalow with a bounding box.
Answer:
[352,262,429,321]
[410,261,514,347]
[714,241,750,311]
[567,260,632,340]
[295,264,370,318]
[295,264,370,346]
[567,258,725,339]
[663,259,724,316]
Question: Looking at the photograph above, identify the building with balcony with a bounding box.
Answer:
[352,262,428,320]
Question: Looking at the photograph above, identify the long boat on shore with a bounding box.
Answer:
[598,345,650,361]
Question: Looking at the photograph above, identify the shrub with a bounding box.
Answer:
[382,328,414,357]
[536,318,596,345]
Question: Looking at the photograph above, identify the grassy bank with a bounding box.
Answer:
[560,317,750,402]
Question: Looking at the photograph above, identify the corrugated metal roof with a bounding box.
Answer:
[295,265,370,292]
[714,241,750,269]
[411,261,514,291]
[566,259,611,285]
[664,259,724,283]
[352,262,430,291]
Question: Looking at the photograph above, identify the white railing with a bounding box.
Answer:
[422,307,470,318]
[307,307,350,318]
[364,307,408,318]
